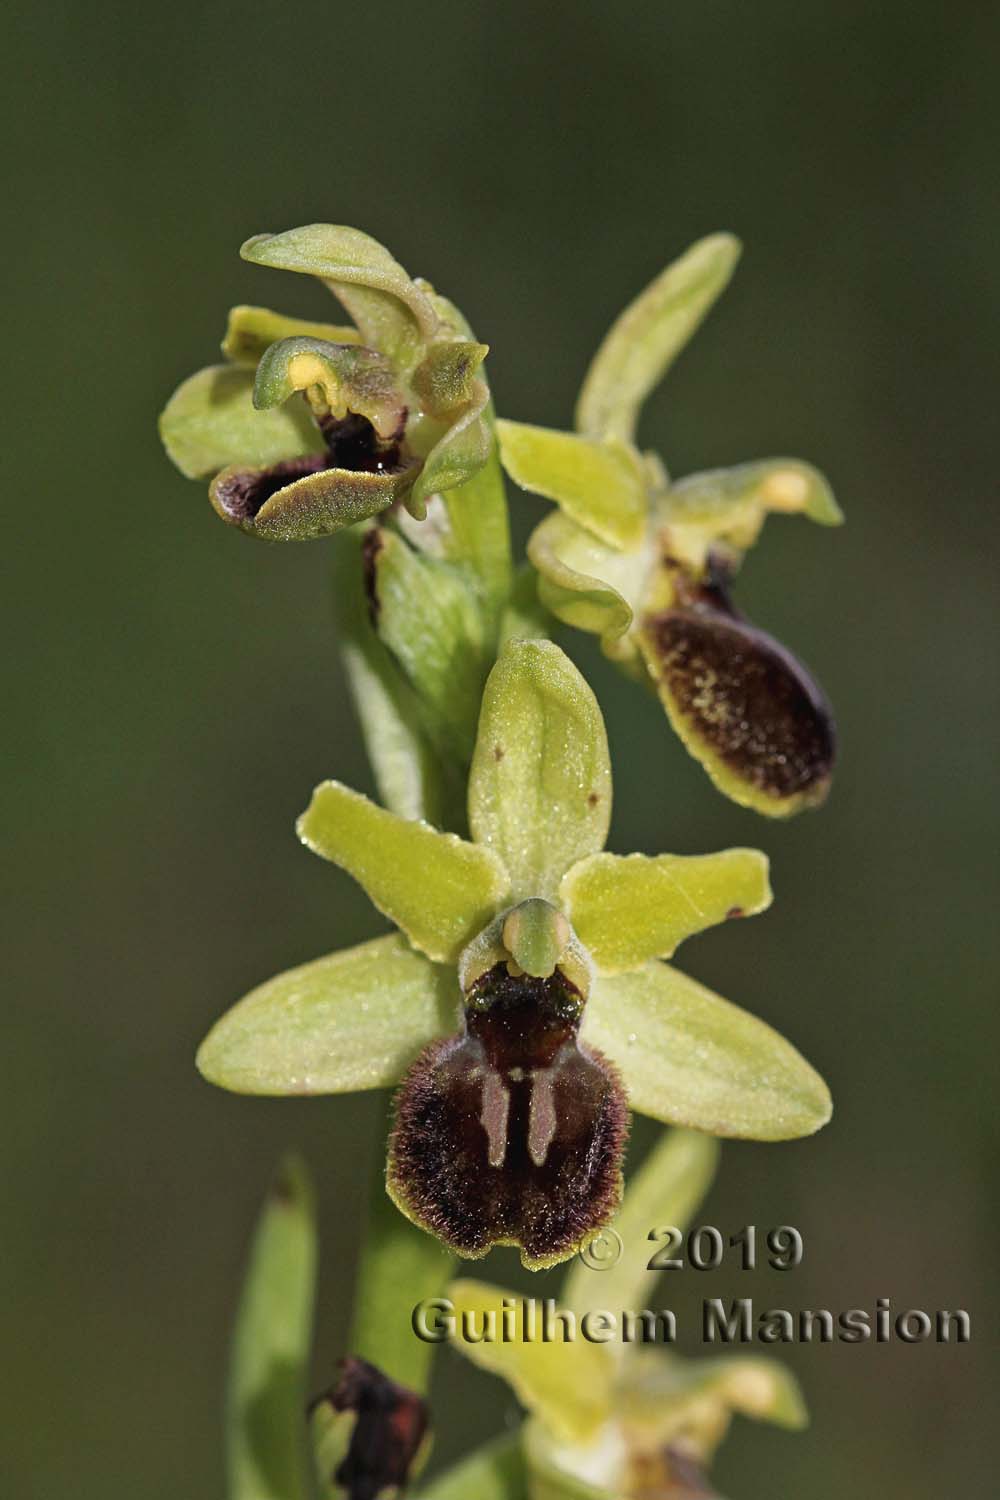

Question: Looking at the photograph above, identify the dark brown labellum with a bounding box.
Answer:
[210,411,416,539]
[312,1356,428,1500]
[388,963,627,1268]
[640,562,835,810]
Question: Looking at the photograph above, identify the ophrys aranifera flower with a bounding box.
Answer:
[499,235,843,816]
[197,640,831,1268]
[159,225,492,539]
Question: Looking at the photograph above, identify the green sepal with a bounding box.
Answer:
[253,336,406,438]
[367,528,489,764]
[159,364,323,480]
[575,231,740,444]
[411,339,490,417]
[468,641,612,901]
[563,1129,719,1329]
[196,934,458,1095]
[297,781,509,962]
[527,512,642,656]
[582,961,832,1140]
[226,1156,317,1500]
[222,304,361,366]
[209,455,417,541]
[560,848,772,973]
[497,419,648,549]
[241,225,438,368]
[446,1281,615,1444]
[417,1433,529,1500]
[575,234,741,444]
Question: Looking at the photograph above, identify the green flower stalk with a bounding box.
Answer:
[446,1130,806,1500]
[159,225,494,539]
[497,235,844,817]
[197,639,830,1269]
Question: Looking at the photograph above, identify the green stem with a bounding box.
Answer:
[349,1118,455,1394]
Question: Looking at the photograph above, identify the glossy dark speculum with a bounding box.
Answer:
[642,562,835,805]
[388,963,627,1267]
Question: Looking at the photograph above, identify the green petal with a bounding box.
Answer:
[562,1128,719,1322]
[209,457,416,541]
[417,1434,528,1500]
[663,458,843,560]
[582,962,831,1140]
[367,529,489,763]
[561,849,772,973]
[159,364,323,480]
[468,641,611,900]
[408,378,493,519]
[526,512,642,655]
[446,1281,614,1444]
[222,304,361,365]
[242,225,438,367]
[497,420,648,550]
[411,339,490,417]
[254,336,406,438]
[197,934,458,1094]
[619,1350,807,1444]
[227,1157,317,1500]
[298,782,509,962]
[575,234,741,444]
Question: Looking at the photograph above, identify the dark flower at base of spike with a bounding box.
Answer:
[637,557,835,816]
[313,1357,429,1500]
[388,963,628,1269]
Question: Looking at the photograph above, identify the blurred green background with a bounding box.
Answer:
[5,2,997,1496]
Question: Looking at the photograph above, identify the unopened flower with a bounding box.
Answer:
[159,225,492,539]
[498,235,843,816]
[196,640,830,1268]
[447,1129,807,1500]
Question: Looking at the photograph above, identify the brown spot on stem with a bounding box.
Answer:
[493,744,505,762]
[726,906,745,919]
[587,791,600,807]
[361,526,385,624]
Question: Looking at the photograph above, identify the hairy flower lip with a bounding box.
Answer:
[640,596,836,806]
[387,962,628,1268]
[209,411,420,537]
